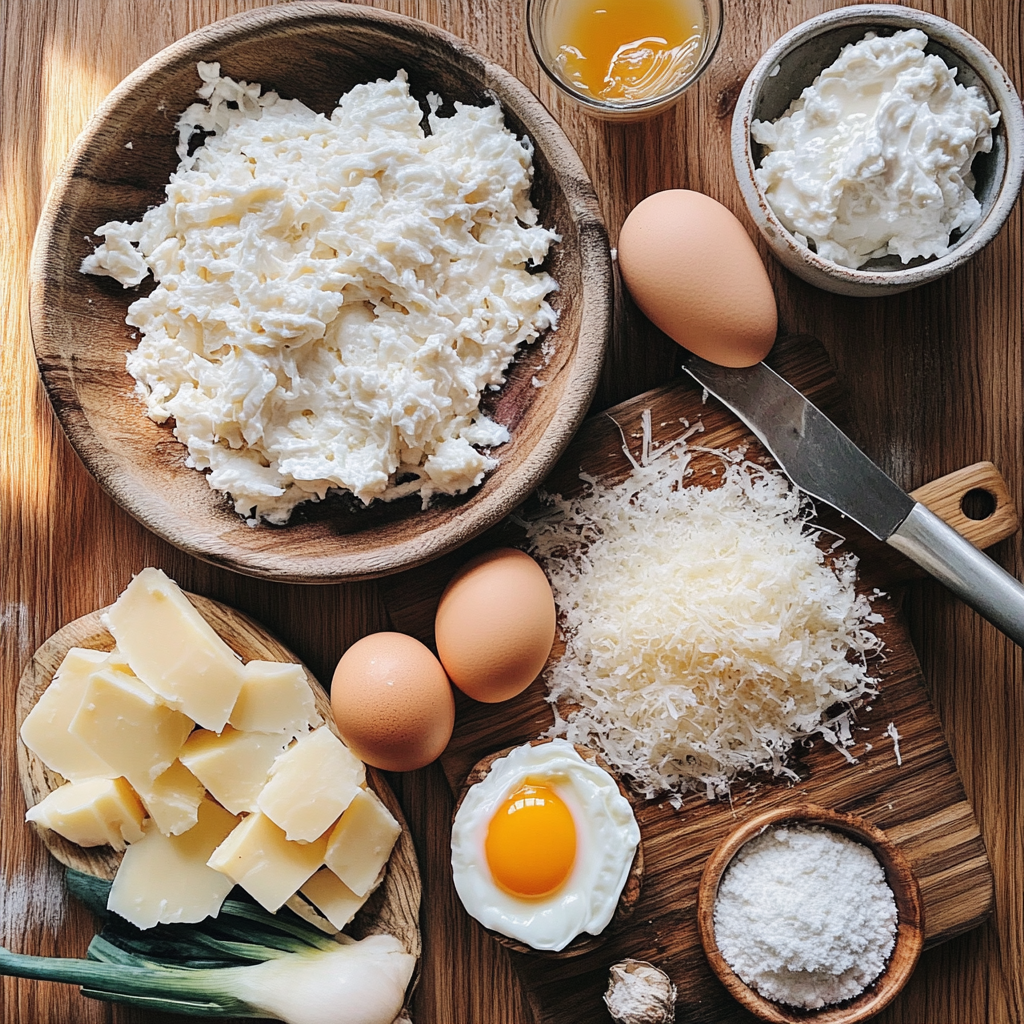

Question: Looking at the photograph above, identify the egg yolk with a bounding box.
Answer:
[485,783,577,899]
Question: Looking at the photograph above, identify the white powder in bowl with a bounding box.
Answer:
[713,824,898,1009]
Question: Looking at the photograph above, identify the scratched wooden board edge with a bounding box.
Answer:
[379,334,995,1024]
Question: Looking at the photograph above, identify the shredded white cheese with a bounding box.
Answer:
[526,420,884,805]
[82,64,558,523]
[885,721,903,765]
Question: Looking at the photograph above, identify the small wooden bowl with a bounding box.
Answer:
[697,803,924,1024]
[30,2,611,583]
[453,738,644,958]
[16,594,422,961]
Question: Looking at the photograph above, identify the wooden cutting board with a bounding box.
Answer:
[381,335,1011,1024]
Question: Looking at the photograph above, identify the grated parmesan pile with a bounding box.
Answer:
[526,419,884,805]
[82,64,558,524]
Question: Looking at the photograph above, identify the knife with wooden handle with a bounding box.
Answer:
[684,355,1024,648]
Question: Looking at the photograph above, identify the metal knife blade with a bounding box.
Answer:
[683,355,914,540]
[684,353,1024,648]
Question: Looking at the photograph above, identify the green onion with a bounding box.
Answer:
[0,870,414,1024]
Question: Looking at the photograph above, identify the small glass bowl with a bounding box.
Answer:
[527,0,724,121]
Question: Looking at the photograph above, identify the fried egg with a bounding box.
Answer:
[450,739,641,951]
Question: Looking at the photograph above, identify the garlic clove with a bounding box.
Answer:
[604,958,676,1024]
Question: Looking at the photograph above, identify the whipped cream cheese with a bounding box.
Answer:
[82,65,558,524]
[751,29,1000,269]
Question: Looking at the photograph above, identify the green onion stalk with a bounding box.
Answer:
[0,870,414,1024]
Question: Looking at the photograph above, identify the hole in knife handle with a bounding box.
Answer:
[909,463,1018,551]
[961,488,997,521]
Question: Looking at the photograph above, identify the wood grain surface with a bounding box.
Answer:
[1,3,1021,1024]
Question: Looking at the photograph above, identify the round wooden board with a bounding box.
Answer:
[453,737,644,959]
[29,1,611,584]
[15,592,422,962]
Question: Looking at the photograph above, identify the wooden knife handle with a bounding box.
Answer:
[909,462,1018,550]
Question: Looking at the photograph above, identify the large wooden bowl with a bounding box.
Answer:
[16,595,422,964]
[697,803,924,1024]
[30,2,611,583]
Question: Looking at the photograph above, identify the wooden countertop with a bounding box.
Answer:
[1,2,1020,1022]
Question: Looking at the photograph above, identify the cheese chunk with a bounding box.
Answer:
[180,727,288,814]
[25,778,145,851]
[299,868,370,930]
[69,666,193,787]
[257,727,365,842]
[108,797,239,929]
[324,788,401,898]
[134,760,204,836]
[229,660,319,736]
[207,811,328,912]
[19,648,116,782]
[103,567,243,731]
[104,646,132,673]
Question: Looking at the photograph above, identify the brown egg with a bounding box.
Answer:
[435,548,556,704]
[617,189,778,367]
[331,632,455,772]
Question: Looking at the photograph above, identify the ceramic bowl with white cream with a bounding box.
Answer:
[731,5,1024,296]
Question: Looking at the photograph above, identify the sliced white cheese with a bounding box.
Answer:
[69,665,193,788]
[108,797,239,929]
[207,811,328,913]
[103,567,243,731]
[324,788,401,898]
[103,646,132,673]
[257,727,365,842]
[134,760,205,836]
[180,726,288,814]
[299,868,370,930]
[19,647,116,782]
[229,660,319,736]
[25,777,145,851]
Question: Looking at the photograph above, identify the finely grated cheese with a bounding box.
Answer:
[526,416,884,805]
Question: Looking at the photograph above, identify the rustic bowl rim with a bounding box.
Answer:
[29,1,612,583]
[696,801,925,1024]
[730,4,1024,297]
[451,737,644,958]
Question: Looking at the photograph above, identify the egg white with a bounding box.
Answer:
[450,739,641,951]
